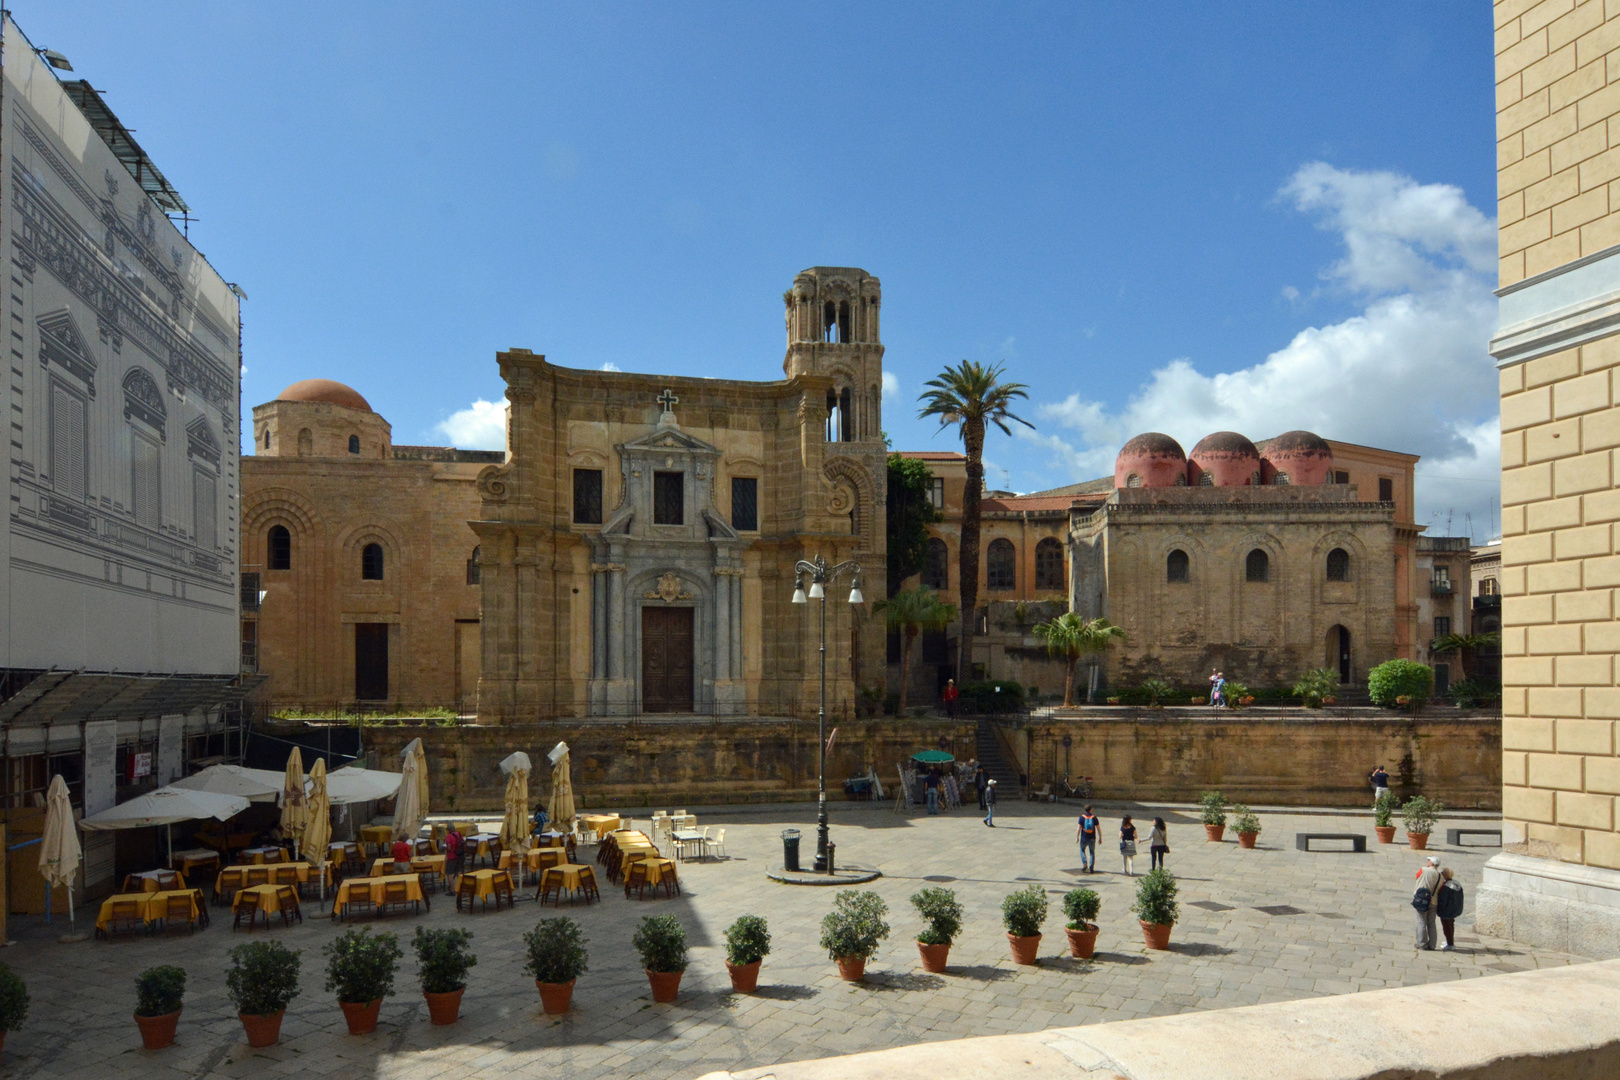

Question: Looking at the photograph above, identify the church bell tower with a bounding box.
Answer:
[783,267,884,445]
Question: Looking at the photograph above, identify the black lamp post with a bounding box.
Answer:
[792,554,864,872]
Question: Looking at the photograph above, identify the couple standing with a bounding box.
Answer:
[1413,856,1466,950]
[1076,805,1166,875]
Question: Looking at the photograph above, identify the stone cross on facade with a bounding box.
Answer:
[657,388,679,426]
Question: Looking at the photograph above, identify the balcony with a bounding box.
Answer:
[1430,578,1453,596]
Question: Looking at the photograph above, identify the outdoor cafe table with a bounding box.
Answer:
[580,814,620,839]
[213,862,331,902]
[232,884,296,928]
[467,833,499,863]
[329,841,363,863]
[536,831,567,847]
[632,857,675,888]
[462,868,514,903]
[370,854,446,878]
[96,889,204,933]
[241,846,288,865]
[130,869,188,892]
[169,848,219,875]
[359,825,393,852]
[524,847,566,874]
[334,874,428,921]
[539,864,594,905]
[671,829,706,860]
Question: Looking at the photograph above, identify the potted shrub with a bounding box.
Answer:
[0,963,26,1051]
[1001,884,1048,965]
[1061,888,1101,959]
[413,927,476,1025]
[1232,805,1261,849]
[524,918,589,1014]
[1107,696,1121,705]
[723,915,771,993]
[1368,659,1433,712]
[1292,668,1336,709]
[226,941,301,1047]
[1132,868,1179,950]
[1223,681,1252,709]
[324,927,402,1035]
[1373,790,1398,844]
[134,966,185,1050]
[633,916,689,1003]
[909,887,963,973]
[1401,794,1443,850]
[819,890,890,982]
[1199,790,1228,842]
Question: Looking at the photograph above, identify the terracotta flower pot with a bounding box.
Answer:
[1322,697,1337,706]
[1374,826,1396,844]
[1139,921,1173,950]
[537,980,575,1015]
[339,999,382,1035]
[1065,925,1098,959]
[1237,831,1258,849]
[917,941,950,973]
[135,1010,180,1050]
[725,960,761,993]
[424,988,464,1026]
[1204,824,1225,842]
[835,956,866,982]
[238,1010,285,1048]
[1407,832,1429,850]
[646,969,682,1003]
[1006,933,1042,965]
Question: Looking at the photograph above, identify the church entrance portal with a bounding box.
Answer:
[355,623,389,701]
[1327,624,1351,684]
[641,607,694,712]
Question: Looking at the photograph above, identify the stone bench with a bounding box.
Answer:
[1295,832,1366,853]
[1446,828,1502,847]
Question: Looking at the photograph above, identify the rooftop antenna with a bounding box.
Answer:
[1465,512,1474,542]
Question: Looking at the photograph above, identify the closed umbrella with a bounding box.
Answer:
[303,758,332,897]
[546,741,575,833]
[38,775,80,929]
[498,751,532,857]
[280,747,308,858]
[391,737,428,842]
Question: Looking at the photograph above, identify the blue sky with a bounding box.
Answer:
[19,3,1501,538]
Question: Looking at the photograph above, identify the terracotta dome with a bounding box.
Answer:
[276,378,372,413]
[1259,430,1333,485]
[1114,432,1188,489]
[1188,431,1261,487]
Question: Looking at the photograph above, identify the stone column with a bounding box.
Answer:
[714,571,731,681]
[608,562,625,681]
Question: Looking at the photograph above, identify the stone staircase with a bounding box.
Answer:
[975,720,1024,791]
[1332,684,1372,707]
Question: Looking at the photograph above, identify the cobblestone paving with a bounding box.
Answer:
[0,801,1584,1080]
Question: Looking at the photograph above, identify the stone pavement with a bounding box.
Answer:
[0,801,1585,1080]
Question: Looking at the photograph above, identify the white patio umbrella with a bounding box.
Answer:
[391,738,428,841]
[280,747,308,857]
[38,775,80,928]
[546,741,575,832]
[169,764,286,802]
[498,751,532,857]
[303,759,332,897]
[80,787,251,863]
[324,765,403,805]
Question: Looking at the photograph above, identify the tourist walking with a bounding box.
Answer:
[1209,670,1226,708]
[1119,815,1138,876]
[982,778,997,827]
[1436,868,1464,950]
[925,769,942,815]
[1076,805,1100,872]
[444,824,465,879]
[1412,856,1442,950]
[1369,765,1390,808]
[1149,816,1169,870]
[943,679,959,718]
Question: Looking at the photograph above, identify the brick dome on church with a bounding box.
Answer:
[1114,432,1188,489]
[1189,431,1261,486]
[1258,430,1333,485]
[276,378,373,413]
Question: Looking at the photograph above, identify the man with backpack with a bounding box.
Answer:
[1076,805,1100,872]
[1412,856,1442,949]
[1436,868,1465,951]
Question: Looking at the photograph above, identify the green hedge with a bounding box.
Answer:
[1368,659,1433,709]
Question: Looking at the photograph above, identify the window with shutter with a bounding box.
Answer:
[132,432,161,527]
[50,384,86,497]
[193,469,216,549]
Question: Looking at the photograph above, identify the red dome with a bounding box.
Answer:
[276,379,372,412]
[1189,431,1260,487]
[1114,432,1187,489]
[1258,430,1333,485]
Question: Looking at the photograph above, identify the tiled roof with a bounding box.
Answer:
[896,450,967,461]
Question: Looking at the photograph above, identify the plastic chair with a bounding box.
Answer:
[710,828,726,859]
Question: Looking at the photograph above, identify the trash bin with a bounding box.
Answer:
[826,841,836,876]
[782,829,802,872]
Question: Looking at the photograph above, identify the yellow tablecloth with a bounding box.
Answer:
[463,869,513,902]
[371,854,445,877]
[541,864,592,899]
[215,862,329,900]
[232,883,294,918]
[335,874,427,917]
[526,847,566,872]
[360,825,393,849]
[468,834,498,859]
[96,891,203,932]
[329,841,363,862]
[241,846,288,865]
[581,814,621,837]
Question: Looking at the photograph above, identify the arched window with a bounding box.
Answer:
[922,538,948,590]
[1125,473,1142,488]
[361,542,384,580]
[348,434,360,455]
[1326,547,1350,581]
[466,545,482,585]
[1035,538,1065,590]
[987,538,1016,591]
[268,525,291,570]
[1167,549,1189,582]
[297,428,312,457]
[1273,471,1291,485]
[1197,471,1214,486]
[1245,548,1269,582]
[264,428,272,449]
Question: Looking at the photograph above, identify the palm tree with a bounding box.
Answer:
[1430,632,1501,681]
[918,360,1032,681]
[1032,614,1126,706]
[875,586,958,714]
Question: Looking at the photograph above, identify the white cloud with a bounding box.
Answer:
[437,399,508,450]
[1028,162,1501,540]
[602,362,622,372]
[881,371,900,402]
[1281,285,1299,302]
